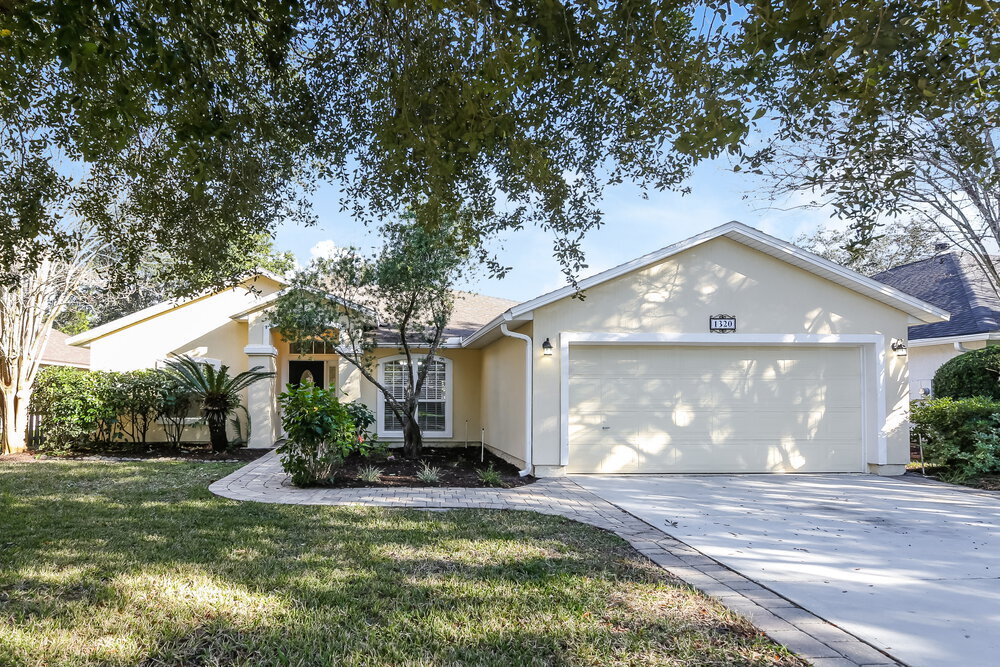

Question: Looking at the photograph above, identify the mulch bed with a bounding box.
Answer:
[1,444,271,463]
[328,446,534,488]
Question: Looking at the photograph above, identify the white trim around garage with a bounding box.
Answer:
[558,332,888,471]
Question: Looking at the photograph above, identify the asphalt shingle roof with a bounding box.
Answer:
[873,253,1000,340]
[41,329,91,367]
[374,291,518,343]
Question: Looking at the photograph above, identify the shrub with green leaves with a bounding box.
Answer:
[30,367,106,453]
[277,383,357,486]
[932,346,1000,400]
[114,370,168,444]
[158,381,195,446]
[911,397,1000,482]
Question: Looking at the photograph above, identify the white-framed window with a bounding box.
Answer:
[377,355,453,438]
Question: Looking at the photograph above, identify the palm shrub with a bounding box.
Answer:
[277,382,356,486]
[159,355,273,452]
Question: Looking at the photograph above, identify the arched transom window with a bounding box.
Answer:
[377,355,453,438]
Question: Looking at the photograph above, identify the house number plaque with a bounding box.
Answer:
[709,315,737,333]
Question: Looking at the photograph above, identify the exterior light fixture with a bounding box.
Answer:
[891,340,908,357]
[542,338,553,356]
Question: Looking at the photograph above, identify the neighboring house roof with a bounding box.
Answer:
[873,252,1000,341]
[463,220,951,347]
[41,329,90,368]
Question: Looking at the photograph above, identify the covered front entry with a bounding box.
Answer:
[567,344,865,473]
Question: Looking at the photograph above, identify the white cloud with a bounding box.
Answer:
[309,240,346,260]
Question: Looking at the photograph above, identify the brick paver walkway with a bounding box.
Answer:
[210,452,902,667]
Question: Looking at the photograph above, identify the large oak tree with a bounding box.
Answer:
[3,1,995,290]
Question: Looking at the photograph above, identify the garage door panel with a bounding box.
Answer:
[568,443,642,473]
[569,345,864,474]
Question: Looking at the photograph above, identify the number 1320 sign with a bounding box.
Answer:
[709,315,736,333]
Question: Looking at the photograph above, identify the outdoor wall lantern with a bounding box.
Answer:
[542,338,553,356]
[891,339,908,357]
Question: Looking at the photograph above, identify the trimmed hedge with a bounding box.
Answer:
[932,346,1000,400]
[30,367,192,453]
[911,396,1000,482]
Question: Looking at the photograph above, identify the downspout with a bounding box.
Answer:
[500,317,533,477]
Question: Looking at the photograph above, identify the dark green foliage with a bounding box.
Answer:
[932,347,1000,400]
[158,381,195,447]
[277,382,358,486]
[110,370,167,444]
[159,356,274,452]
[344,399,376,445]
[1,1,312,294]
[5,1,994,291]
[29,368,106,453]
[30,367,177,451]
[911,397,1000,482]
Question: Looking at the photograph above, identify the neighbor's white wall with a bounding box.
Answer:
[529,236,913,470]
[908,340,989,399]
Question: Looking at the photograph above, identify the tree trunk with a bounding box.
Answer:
[206,411,229,452]
[402,414,423,459]
[1,387,28,454]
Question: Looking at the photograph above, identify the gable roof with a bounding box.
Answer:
[67,272,287,347]
[41,329,90,368]
[873,252,1000,340]
[464,221,950,347]
[67,222,951,353]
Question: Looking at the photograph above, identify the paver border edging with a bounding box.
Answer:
[209,452,903,667]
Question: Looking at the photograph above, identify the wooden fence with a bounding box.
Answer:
[26,413,43,450]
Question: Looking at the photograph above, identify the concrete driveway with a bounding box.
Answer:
[573,474,1000,667]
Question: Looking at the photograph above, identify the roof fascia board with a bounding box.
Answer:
[909,332,1000,347]
[507,221,949,323]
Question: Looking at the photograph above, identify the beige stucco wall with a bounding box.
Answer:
[478,323,532,466]
[529,237,913,472]
[316,347,485,445]
[83,276,284,443]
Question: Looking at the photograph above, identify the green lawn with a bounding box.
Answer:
[0,461,802,666]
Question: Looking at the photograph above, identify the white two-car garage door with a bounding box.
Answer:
[568,345,864,473]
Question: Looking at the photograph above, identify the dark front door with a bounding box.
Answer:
[288,360,325,389]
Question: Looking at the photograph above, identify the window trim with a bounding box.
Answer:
[376,354,453,439]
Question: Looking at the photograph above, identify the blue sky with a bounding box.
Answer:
[274,158,837,303]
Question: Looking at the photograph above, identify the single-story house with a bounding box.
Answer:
[40,329,90,369]
[874,252,1000,399]
[67,221,948,476]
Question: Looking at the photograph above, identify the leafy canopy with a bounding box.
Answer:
[3,1,995,289]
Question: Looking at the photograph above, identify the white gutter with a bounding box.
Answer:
[500,317,533,477]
